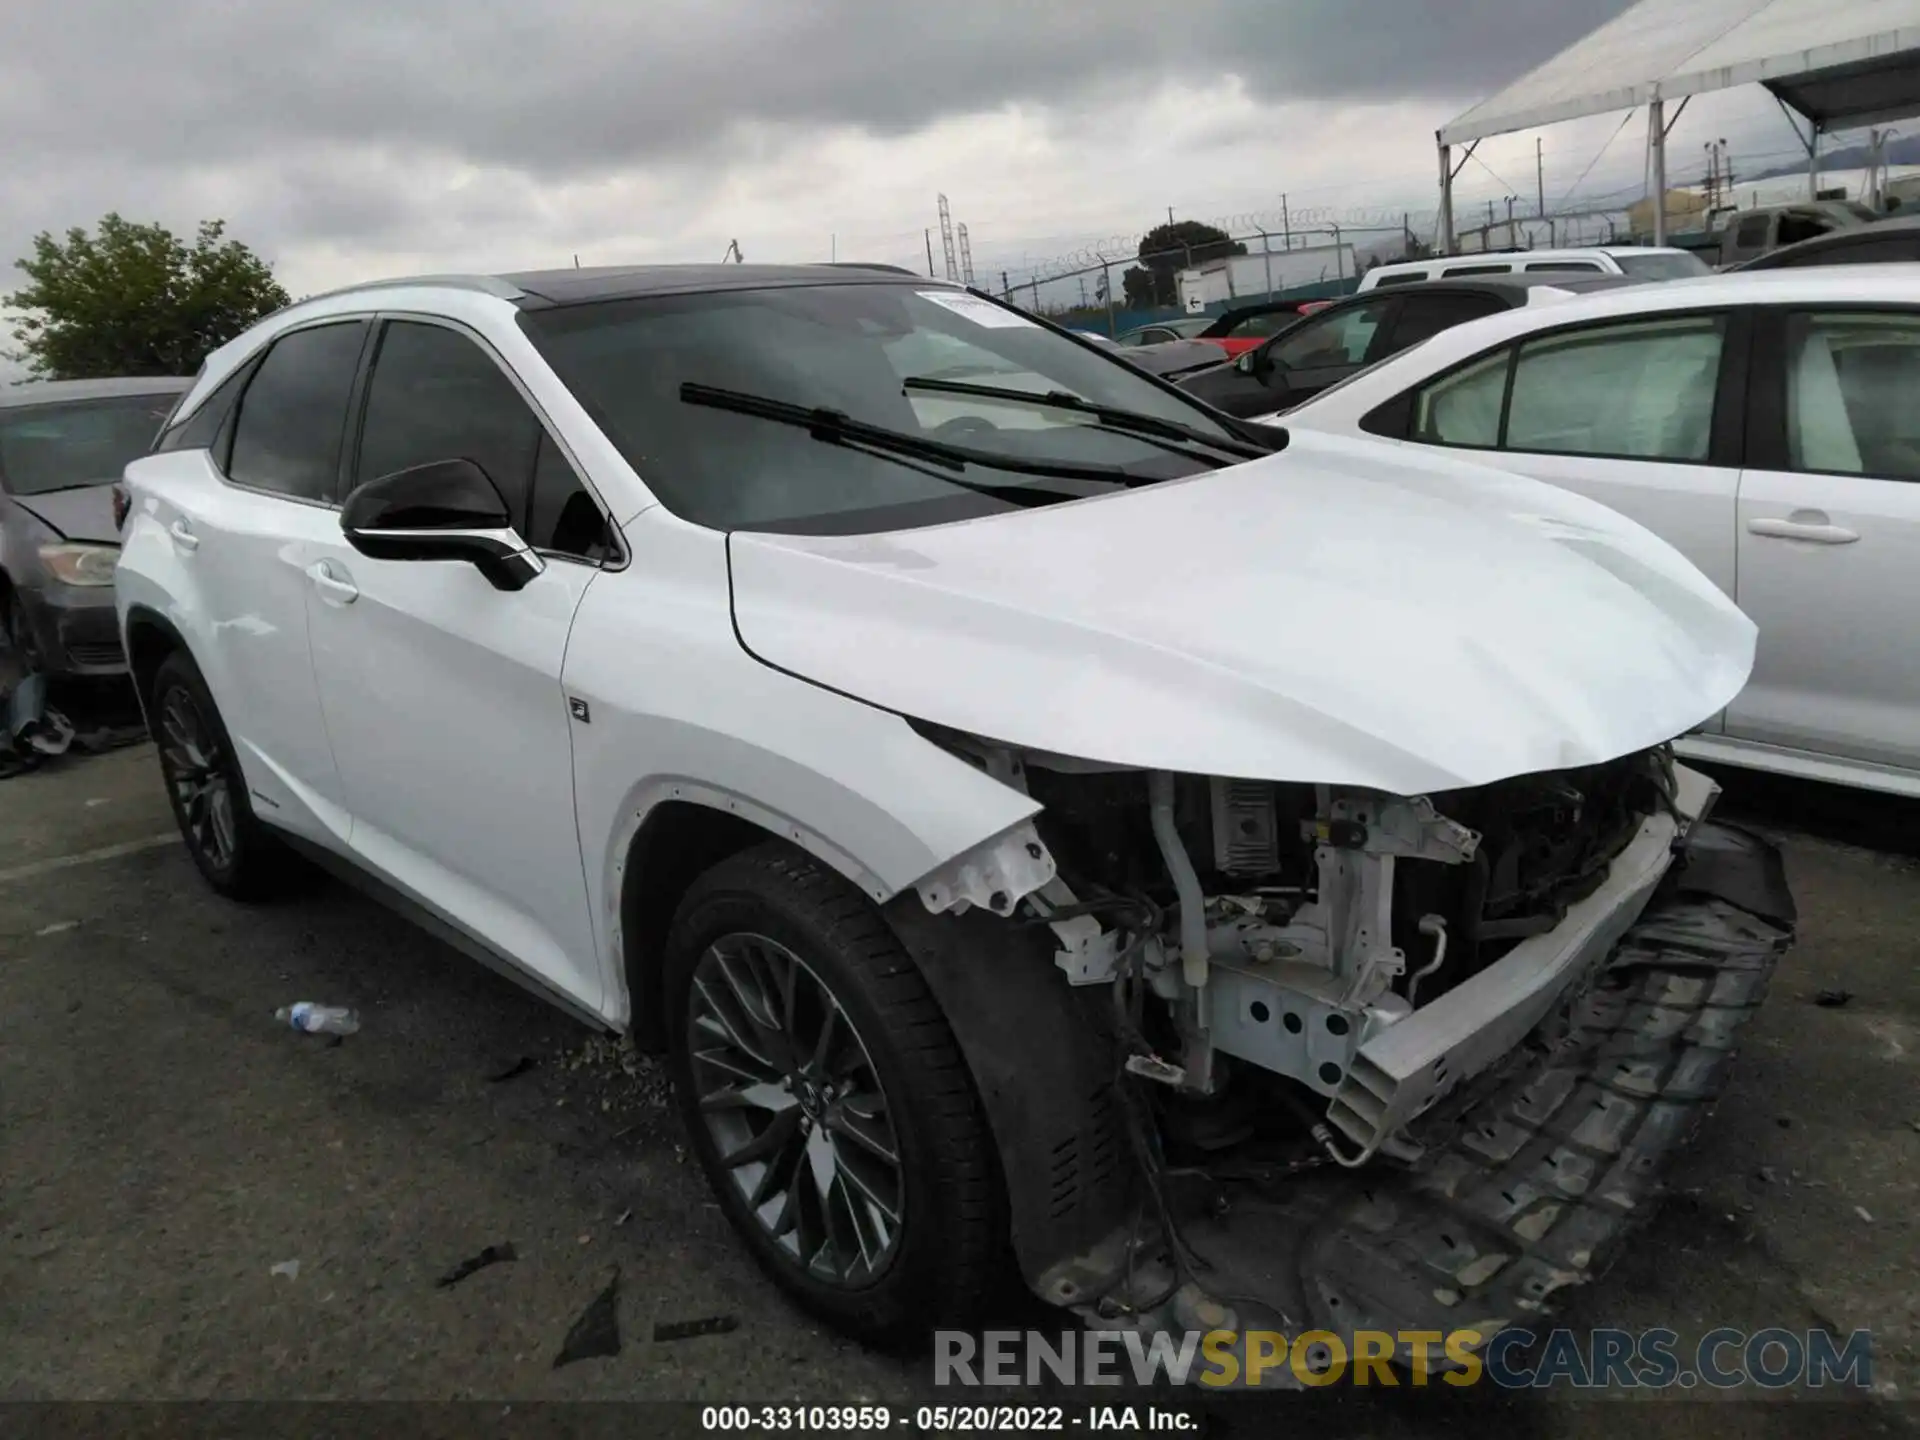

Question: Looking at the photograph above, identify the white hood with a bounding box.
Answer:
[727,429,1755,795]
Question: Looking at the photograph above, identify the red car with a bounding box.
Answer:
[1195,299,1335,356]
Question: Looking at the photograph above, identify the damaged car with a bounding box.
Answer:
[115,265,1792,1361]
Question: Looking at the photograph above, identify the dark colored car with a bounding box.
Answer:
[1736,213,1920,271]
[1114,317,1214,346]
[1193,299,1329,356]
[0,377,190,675]
[1174,275,1636,418]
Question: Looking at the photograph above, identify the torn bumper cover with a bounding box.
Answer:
[1095,809,1794,1356]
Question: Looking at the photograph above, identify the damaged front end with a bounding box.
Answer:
[899,729,1794,1369]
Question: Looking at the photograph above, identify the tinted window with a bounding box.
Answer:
[1776,236,1920,268]
[1441,263,1512,277]
[0,393,181,495]
[1785,312,1920,479]
[1734,216,1771,248]
[1268,299,1392,370]
[528,432,611,560]
[1524,261,1604,273]
[1776,212,1836,246]
[1506,316,1723,461]
[226,322,368,502]
[1611,251,1712,280]
[1413,350,1510,447]
[518,282,1240,534]
[355,322,538,516]
[1369,271,1426,287]
[1386,293,1505,353]
[156,364,253,455]
[1225,311,1299,339]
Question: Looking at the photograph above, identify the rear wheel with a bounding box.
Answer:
[664,843,1005,1343]
[150,650,289,900]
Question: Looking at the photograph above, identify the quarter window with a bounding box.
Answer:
[1413,350,1510,447]
[1785,311,1920,480]
[226,322,369,502]
[354,320,610,561]
[1505,316,1723,461]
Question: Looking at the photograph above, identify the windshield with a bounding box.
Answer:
[0,394,177,496]
[519,283,1244,534]
[1613,251,1712,280]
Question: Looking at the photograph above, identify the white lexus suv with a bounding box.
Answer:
[116,265,1794,1359]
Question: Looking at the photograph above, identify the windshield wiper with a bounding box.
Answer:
[900,376,1273,460]
[680,383,1165,501]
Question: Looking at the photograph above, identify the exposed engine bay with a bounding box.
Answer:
[912,725,1682,1155]
[897,727,1794,1360]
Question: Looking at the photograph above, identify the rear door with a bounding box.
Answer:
[149,319,370,844]
[1728,307,1920,772]
[1398,310,1746,599]
[303,315,618,1010]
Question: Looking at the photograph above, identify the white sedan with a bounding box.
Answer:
[1275,266,1920,799]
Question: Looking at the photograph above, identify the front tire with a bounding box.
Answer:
[150,650,289,900]
[664,843,1005,1343]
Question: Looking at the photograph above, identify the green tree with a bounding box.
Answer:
[4,214,291,380]
[1120,220,1246,309]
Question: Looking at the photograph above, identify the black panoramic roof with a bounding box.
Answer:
[499,263,948,307]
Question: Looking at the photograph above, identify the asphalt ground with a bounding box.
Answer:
[2,693,1915,1437]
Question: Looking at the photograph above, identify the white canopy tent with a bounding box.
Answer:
[1437,0,1920,251]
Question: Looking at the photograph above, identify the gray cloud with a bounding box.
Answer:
[3,2,1626,176]
[1,0,1633,294]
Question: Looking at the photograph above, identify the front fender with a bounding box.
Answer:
[565,511,1042,1024]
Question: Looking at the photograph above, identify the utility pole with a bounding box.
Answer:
[1281,193,1291,250]
[1001,268,1011,299]
[1168,205,1175,226]
[1078,276,1089,307]
[925,229,936,277]
[1505,195,1518,248]
[1536,138,1546,225]
[830,233,836,262]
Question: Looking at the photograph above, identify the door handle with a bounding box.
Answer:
[306,560,359,603]
[1747,515,1859,545]
[168,520,200,552]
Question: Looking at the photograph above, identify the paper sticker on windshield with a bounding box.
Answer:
[918,291,1036,328]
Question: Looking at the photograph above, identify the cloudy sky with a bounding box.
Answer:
[0,0,1857,329]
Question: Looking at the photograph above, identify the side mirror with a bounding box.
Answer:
[341,458,544,593]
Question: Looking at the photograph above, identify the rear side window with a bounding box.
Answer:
[1386,293,1505,353]
[1524,261,1603,273]
[226,322,369,502]
[1506,316,1724,461]
[1735,215,1771,248]
[354,320,610,562]
[1369,271,1426,287]
[1784,311,1920,479]
[1441,263,1512,277]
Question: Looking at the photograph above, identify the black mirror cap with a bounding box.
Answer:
[342,457,510,533]
[340,458,540,592]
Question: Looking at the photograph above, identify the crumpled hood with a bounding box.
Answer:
[10,485,119,545]
[727,429,1756,794]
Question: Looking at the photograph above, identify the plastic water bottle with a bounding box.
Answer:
[276,1003,360,1036]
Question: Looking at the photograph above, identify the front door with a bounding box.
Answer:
[1730,308,1920,773]
[304,316,620,1012]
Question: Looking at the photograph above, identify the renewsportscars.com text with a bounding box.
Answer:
[935,1326,1875,1390]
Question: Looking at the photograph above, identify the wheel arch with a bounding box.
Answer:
[122,604,195,732]
[615,786,895,1051]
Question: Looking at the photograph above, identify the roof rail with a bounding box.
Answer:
[294,273,526,306]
